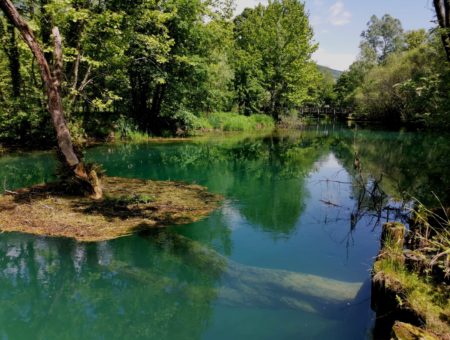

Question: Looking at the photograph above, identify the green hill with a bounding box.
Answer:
[318,65,343,80]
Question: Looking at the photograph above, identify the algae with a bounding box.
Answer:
[0,177,222,242]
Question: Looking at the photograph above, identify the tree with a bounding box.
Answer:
[404,29,428,50]
[0,20,21,98]
[433,0,450,61]
[333,60,371,108]
[360,14,404,63]
[334,14,404,110]
[0,0,102,199]
[233,0,318,119]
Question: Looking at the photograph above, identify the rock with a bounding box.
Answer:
[391,321,439,340]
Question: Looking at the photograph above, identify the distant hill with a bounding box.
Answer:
[317,65,343,80]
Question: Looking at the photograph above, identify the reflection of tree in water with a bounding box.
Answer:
[89,135,332,238]
[0,234,221,339]
[332,128,450,206]
[322,127,450,252]
[0,229,363,339]
[229,136,329,237]
[0,151,56,191]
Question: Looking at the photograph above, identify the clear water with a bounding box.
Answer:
[0,125,448,339]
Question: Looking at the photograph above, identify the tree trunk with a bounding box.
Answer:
[434,0,450,62]
[0,0,102,200]
[5,23,21,98]
[39,0,52,62]
[149,83,166,133]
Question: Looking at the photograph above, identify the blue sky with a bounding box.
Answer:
[235,0,436,70]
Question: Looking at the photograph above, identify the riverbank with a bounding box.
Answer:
[0,112,276,153]
[371,210,450,339]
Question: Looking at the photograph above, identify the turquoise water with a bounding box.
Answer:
[0,125,448,339]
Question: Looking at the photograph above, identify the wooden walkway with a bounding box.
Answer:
[298,106,351,118]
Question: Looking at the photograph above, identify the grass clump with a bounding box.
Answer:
[408,202,450,280]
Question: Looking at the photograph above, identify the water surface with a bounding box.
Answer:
[0,125,448,339]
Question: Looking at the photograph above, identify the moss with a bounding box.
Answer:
[0,177,222,242]
[373,237,450,338]
[392,321,439,340]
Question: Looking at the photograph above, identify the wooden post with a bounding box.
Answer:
[380,222,405,249]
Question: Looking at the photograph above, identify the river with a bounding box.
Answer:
[0,124,448,339]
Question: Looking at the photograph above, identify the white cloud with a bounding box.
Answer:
[328,1,351,26]
[313,47,356,71]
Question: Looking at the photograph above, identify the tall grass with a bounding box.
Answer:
[194,112,275,132]
[410,198,450,279]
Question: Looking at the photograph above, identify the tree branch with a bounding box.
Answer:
[52,27,63,90]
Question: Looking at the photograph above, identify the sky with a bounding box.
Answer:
[234,0,436,71]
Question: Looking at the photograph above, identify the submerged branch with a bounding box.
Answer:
[132,231,364,314]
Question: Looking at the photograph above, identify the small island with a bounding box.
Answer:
[0,177,222,242]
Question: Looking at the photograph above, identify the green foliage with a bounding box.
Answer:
[360,14,404,63]
[233,0,319,119]
[0,0,325,142]
[404,29,428,50]
[333,13,450,128]
[204,112,274,132]
[334,60,372,108]
[312,69,337,107]
[4,1,449,145]
[353,41,450,126]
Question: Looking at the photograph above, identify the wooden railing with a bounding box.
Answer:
[297,106,351,117]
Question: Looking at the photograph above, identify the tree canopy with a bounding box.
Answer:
[0,0,323,144]
[333,12,450,128]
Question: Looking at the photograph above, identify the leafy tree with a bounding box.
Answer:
[233,0,318,119]
[354,36,450,127]
[333,60,371,108]
[404,29,428,50]
[360,14,404,63]
[0,0,102,198]
[309,68,336,107]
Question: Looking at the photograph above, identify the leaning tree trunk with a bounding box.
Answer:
[434,0,450,62]
[0,0,102,199]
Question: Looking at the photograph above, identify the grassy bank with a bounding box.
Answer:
[372,208,450,339]
[114,112,275,142]
[190,112,275,133]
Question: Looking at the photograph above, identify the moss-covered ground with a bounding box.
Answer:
[0,177,222,242]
